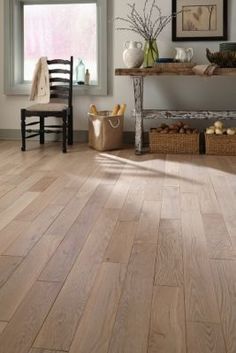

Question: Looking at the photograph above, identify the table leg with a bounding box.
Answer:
[132,76,144,155]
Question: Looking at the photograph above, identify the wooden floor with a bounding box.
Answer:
[0,140,235,353]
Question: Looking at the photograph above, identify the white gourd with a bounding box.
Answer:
[215,128,223,135]
[206,128,215,135]
[214,121,224,129]
[227,128,235,136]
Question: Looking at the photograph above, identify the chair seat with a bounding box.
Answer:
[26,103,68,112]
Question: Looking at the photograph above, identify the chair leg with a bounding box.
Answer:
[40,116,45,144]
[62,112,67,153]
[68,107,73,145]
[21,109,26,151]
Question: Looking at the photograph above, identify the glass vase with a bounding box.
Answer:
[143,39,159,68]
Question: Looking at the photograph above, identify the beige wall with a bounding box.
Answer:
[0,0,236,133]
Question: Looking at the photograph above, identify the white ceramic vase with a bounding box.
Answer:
[123,41,144,68]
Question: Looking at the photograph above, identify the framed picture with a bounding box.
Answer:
[172,0,228,41]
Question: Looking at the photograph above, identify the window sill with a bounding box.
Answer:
[4,82,107,96]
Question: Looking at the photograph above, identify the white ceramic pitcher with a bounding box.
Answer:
[175,47,193,63]
[123,41,144,68]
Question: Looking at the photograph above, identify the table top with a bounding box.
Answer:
[115,64,236,76]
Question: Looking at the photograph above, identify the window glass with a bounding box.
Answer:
[24,3,97,83]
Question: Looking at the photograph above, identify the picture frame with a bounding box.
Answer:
[172,0,228,41]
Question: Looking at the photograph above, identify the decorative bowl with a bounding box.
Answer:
[206,48,236,68]
[220,42,236,52]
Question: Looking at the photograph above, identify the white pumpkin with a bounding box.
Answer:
[206,128,215,135]
[215,128,223,135]
[214,121,224,129]
[227,128,236,136]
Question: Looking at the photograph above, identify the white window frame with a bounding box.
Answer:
[4,0,107,96]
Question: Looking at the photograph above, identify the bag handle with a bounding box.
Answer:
[108,118,120,129]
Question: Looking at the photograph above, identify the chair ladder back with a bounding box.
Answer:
[47,57,73,104]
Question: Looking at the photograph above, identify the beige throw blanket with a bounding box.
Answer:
[30,57,50,103]
[193,64,218,76]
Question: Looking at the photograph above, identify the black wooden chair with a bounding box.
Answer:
[21,57,73,153]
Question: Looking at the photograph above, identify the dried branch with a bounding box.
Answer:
[116,0,181,40]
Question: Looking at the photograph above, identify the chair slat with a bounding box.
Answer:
[49,69,70,74]
[50,77,70,83]
[47,59,71,65]
[50,93,69,99]
[50,85,70,92]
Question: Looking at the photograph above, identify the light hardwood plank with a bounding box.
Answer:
[105,180,130,209]
[104,221,137,264]
[196,171,221,214]
[39,221,88,282]
[0,183,14,199]
[0,281,61,353]
[29,176,57,192]
[119,184,145,222]
[226,165,236,193]
[179,156,197,193]
[210,175,236,246]
[135,201,161,243]
[181,211,220,323]
[208,246,236,261]
[202,214,236,260]
[164,155,180,187]
[161,186,180,219]
[0,229,69,321]
[181,192,199,212]
[6,151,52,177]
[214,156,235,176]
[0,220,30,255]
[34,209,119,352]
[0,322,7,335]
[40,184,112,282]
[99,163,123,185]
[107,242,156,353]
[148,286,186,353]
[49,187,75,207]
[143,157,165,201]
[0,172,45,211]
[187,322,226,353]
[0,163,20,176]
[68,262,126,353]
[155,219,183,286]
[0,191,39,232]
[75,166,107,197]
[45,192,97,237]
[211,260,236,353]
[0,255,22,288]
[4,205,63,257]
[15,176,68,221]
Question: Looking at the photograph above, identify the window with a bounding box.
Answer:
[4,0,107,95]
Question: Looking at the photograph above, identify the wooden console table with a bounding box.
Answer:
[115,65,236,154]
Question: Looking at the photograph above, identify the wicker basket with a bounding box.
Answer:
[205,133,236,155]
[149,130,199,154]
